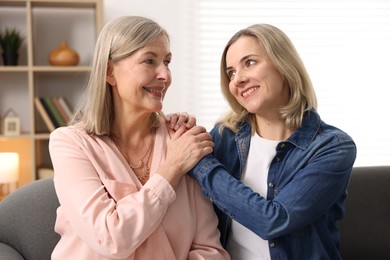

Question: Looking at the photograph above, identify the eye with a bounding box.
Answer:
[144,59,155,65]
[226,70,236,80]
[164,59,171,67]
[245,59,256,68]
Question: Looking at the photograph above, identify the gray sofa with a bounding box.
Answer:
[338,166,390,259]
[0,178,60,260]
[0,166,389,259]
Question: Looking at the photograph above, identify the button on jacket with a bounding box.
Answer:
[190,109,356,260]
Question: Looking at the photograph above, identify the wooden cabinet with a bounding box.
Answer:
[0,0,103,186]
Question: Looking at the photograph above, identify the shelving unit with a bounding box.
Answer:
[0,0,103,187]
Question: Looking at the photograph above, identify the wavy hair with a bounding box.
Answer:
[218,24,317,133]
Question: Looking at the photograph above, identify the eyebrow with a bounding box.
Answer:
[225,53,258,72]
[141,51,172,59]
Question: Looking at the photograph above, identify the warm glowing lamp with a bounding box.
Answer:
[0,152,19,198]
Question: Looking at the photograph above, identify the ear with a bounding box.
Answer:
[106,60,116,86]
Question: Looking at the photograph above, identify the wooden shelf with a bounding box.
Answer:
[0,0,103,185]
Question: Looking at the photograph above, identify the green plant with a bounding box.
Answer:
[0,28,24,54]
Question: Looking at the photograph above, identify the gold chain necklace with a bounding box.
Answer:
[128,144,153,181]
[112,131,155,182]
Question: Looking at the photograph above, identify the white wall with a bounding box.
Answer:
[103,0,188,114]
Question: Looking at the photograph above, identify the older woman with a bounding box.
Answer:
[49,16,229,260]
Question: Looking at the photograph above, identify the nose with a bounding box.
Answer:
[157,64,171,82]
[233,69,248,87]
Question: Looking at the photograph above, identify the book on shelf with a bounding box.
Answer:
[39,97,60,129]
[58,97,74,120]
[44,97,66,127]
[34,96,74,132]
[34,97,56,132]
[52,97,70,124]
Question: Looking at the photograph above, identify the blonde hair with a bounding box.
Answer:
[218,24,317,133]
[70,16,169,135]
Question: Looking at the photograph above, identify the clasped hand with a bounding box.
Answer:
[159,112,214,188]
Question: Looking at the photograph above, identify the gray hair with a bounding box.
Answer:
[70,16,169,135]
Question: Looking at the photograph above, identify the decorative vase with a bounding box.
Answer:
[48,40,79,66]
[2,52,19,66]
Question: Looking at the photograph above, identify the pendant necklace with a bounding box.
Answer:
[128,144,153,181]
[112,131,155,182]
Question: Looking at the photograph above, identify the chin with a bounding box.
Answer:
[150,104,163,112]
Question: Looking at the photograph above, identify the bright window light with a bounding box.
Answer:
[185,0,390,167]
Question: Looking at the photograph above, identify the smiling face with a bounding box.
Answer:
[107,35,172,115]
[225,36,289,117]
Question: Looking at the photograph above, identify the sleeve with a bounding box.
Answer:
[187,179,231,260]
[49,128,176,258]
[190,129,357,240]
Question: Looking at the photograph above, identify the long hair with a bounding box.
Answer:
[218,24,317,133]
[70,16,169,135]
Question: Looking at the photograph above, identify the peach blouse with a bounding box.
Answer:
[49,118,230,260]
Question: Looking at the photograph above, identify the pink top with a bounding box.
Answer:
[49,118,230,260]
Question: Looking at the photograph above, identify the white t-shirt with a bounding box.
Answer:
[226,133,279,260]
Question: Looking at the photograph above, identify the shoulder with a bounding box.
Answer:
[307,118,357,164]
[293,110,355,149]
[49,123,106,148]
[50,124,87,141]
[316,121,356,155]
[320,122,353,142]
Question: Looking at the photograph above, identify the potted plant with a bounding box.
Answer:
[0,28,24,66]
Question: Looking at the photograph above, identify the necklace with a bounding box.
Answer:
[128,144,153,181]
[112,131,155,182]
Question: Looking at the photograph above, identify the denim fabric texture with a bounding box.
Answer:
[190,109,357,260]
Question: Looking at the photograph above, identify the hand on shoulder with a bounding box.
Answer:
[157,125,214,188]
[165,112,196,133]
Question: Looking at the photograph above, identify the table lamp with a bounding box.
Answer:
[0,152,19,198]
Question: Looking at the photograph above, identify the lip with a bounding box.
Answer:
[143,86,164,97]
[240,86,259,98]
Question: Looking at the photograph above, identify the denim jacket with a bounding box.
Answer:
[190,110,356,260]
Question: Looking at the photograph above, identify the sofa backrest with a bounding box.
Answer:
[0,178,60,260]
[1,167,389,259]
[338,166,390,260]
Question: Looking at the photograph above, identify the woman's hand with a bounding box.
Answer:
[165,112,196,131]
[157,125,214,188]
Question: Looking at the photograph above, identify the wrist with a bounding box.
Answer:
[156,164,183,189]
